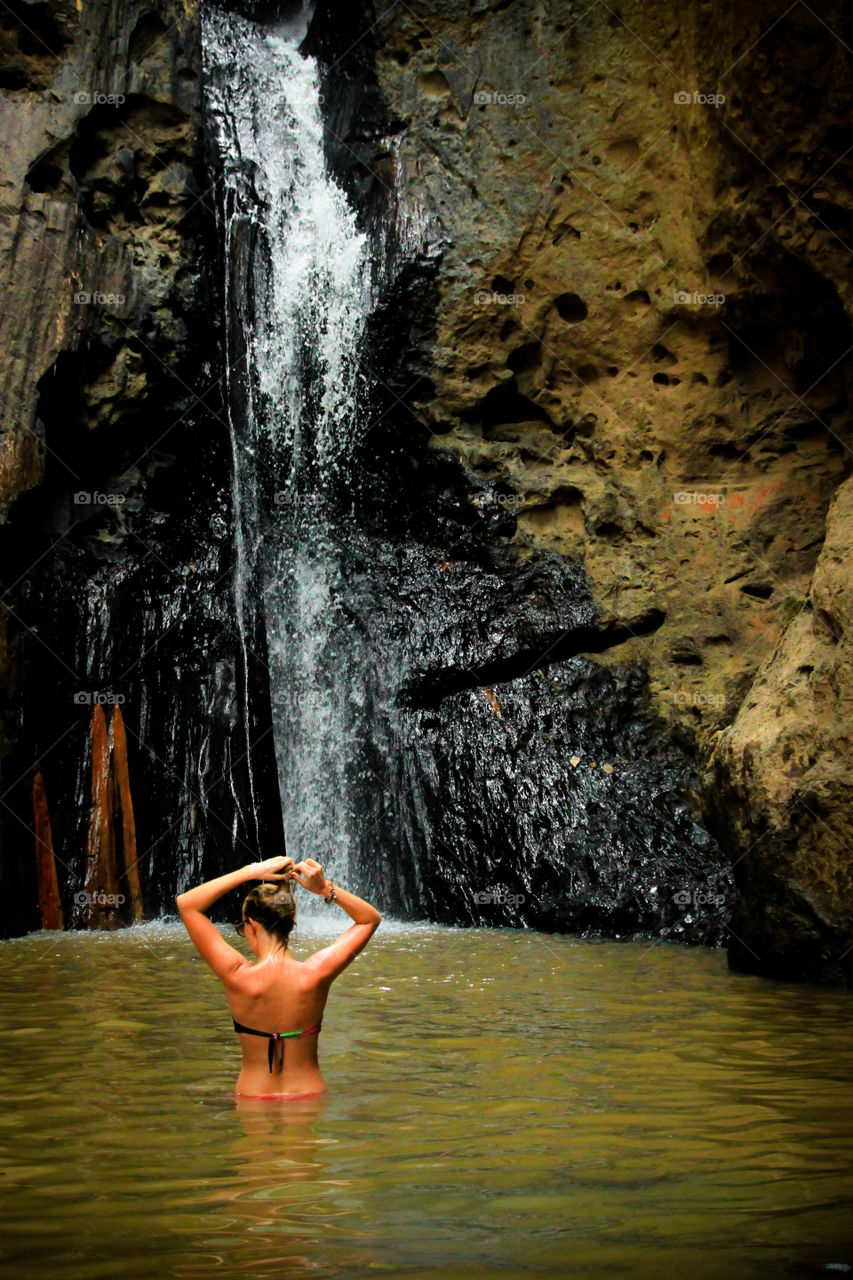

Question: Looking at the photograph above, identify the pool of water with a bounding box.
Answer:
[1,921,851,1279]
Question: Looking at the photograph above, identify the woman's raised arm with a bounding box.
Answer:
[293,859,381,984]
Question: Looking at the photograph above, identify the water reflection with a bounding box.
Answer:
[166,1095,332,1280]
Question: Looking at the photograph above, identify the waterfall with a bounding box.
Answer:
[203,4,374,899]
[200,3,734,943]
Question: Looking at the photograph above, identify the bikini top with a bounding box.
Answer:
[232,1018,322,1072]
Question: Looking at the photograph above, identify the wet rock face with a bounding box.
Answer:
[336,531,732,944]
[311,0,853,977]
[0,0,282,935]
[398,658,729,943]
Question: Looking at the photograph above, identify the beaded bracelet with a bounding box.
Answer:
[323,882,337,905]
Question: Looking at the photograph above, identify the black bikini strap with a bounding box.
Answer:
[232,1020,283,1071]
[232,1019,323,1072]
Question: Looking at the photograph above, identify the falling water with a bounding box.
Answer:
[203,5,374,896]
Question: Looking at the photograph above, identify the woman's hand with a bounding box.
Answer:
[244,856,296,882]
[290,858,330,896]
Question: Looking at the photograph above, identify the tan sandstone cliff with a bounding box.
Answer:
[357,0,853,979]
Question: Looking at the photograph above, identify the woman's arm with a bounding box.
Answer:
[176,856,293,982]
[293,858,381,984]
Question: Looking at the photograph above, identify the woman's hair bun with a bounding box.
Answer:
[242,880,297,948]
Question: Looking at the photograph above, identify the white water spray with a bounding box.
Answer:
[204,6,374,900]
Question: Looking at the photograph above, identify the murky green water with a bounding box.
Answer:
[1,921,852,1279]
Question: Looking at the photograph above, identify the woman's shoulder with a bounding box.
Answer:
[231,954,320,995]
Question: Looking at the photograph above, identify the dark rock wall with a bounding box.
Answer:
[0,0,282,934]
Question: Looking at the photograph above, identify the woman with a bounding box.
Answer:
[176,855,381,1100]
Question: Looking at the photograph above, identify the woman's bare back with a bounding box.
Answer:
[176,856,381,1102]
[227,952,329,1098]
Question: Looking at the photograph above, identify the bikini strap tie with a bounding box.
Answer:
[232,1019,322,1073]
